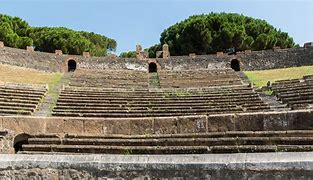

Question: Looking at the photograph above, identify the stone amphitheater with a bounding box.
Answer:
[0,42,313,179]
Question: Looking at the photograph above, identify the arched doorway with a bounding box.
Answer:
[13,133,31,153]
[149,62,157,73]
[68,60,77,72]
[231,59,240,71]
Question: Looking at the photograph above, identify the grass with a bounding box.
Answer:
[0,64,63,86]
[244,65,313,87]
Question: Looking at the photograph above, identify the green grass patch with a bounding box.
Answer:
[263,90,274,96]
[244,65,313,87]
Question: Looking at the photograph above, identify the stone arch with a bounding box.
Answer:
[13,133,31,153]
[231,59,240,71]
[148,62,158,73]
[67,59,77,72]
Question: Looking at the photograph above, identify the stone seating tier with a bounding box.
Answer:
[69,69,149,89]
[272,75,313,110]
[52,85,270,117]
[0,84,47,116]
[19,130,313,154]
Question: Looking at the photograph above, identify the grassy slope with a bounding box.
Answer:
[244,65,313,87]
[0,64,63,86]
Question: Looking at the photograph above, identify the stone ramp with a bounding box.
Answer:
[2,153,313,179]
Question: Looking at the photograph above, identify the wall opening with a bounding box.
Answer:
[68,60,77,72]
[13,133,31,153]
[149,62,157,73]
[231,59,240,71]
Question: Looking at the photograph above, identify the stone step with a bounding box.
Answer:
[51,110,243,117]
[0,96,41,102]
[52,107,244,114]
[27,137,313,147]
[0,101,37,108]
[0,109,32,115]
[60,92,255,99]
[20,144,313,154]
[21,144,210,154]
[0,98,39,104]
[56,96,261,103]
[0,86,46,94]
[62,130,313,139]
[0,105,35,112]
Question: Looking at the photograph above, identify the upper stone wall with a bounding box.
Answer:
[0,44,312,72]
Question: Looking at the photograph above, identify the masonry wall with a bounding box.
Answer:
[2,153,313,179]
[1,110,312,153]
[0,46,312,72]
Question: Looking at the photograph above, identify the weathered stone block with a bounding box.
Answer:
[262,112,288,131]
[207,114,235,132]
[154,117,178,134]
[286,110,313,130]
[45,118,66,134]
[83,52,90,58]
[162,44,170,59]
[62,119,84,134]
[130,118,154,135]
[102,119,131,135]
[244,50,252,54]
[26,46,34,52]
[189,53,196,59]
[2,117,45,135]
[55,50,63,55]
[84,119,105,135]
[234,113,264,131]
[216,52,223,57]
[177,116,206,133]
[0,41,4,48]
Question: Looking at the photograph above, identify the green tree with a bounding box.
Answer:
[148,13,296,56]
[119,51,136,58]
[0,14,117,56]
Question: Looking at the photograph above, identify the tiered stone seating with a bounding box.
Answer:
[19,130,313,154]
[52,85,270,117]
[158,69,242,88]
[69,69,149,89]
[0,83,47,115]
[272,76,313,110]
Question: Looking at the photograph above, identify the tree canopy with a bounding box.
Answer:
[119,51,136,58]
[0,14,116,56]
[148,13,296,56]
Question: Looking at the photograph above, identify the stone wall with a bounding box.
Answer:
[0,109,312,153]
[2,153,313,179]
[0,45,312,72]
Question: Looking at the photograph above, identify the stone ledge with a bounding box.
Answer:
[1,153,313,178]
[1,152,313,168]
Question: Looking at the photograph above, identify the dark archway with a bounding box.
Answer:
[231,59,240,71]
[68,60,77,72]
[13,133,31,153]
[149,62,157,73]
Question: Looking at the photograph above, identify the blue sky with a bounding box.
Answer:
[0,0,312,54]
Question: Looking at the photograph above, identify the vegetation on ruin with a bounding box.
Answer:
[244,65,313,87]
[0,14,116,56]
[0,64,62,85]
[119,51,136,58]
[147,13,296,57]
